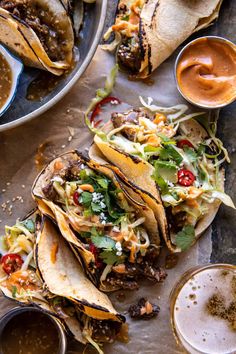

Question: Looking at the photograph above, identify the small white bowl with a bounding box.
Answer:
[0,45,23,117]
[175,36,236,109]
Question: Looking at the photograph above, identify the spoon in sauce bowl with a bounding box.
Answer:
[175,36,236,109]
[0,45,23,117]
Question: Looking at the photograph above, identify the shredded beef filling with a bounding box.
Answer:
[117,37,142,74]
[166,206,187,233]
[0,0,67,61]
[106,247,166,290]
[90,319,122,343]
[111,109,151,141]
[129,297,160,320]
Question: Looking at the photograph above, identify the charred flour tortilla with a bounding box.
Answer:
[32,151,166,291]
[0,0,74,75]
[0,215,125,352]
[107,0,223,77]
[90,102,235,252]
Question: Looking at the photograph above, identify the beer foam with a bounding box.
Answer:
[173,266,236,354]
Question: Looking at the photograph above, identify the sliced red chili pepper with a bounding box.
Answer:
[73,191,80,205]
[90,96,121,124]
[89,243,104,269]
[178,169,195,186]
[1,254,23,275]
[177,140,194,149]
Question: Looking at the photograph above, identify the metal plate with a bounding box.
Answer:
[0,0,107,132]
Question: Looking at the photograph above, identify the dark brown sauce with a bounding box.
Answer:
[26,72,61,101]
[26,47,79,102]
[0,310,60,354]
[0,53,12,108]
[165,254,179,269]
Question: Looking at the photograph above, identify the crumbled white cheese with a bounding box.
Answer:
[51,176,64,184]
[100,212,107,224]
[115,241,122,252]
[100,201,106,209]
[112,226,120,233]
[92,192,104,202]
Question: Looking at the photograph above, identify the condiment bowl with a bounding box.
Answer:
[0,45,23,117]
[175,36,236,109]
[0,306,67,354]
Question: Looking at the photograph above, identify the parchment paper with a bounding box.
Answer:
[0,46,214,353]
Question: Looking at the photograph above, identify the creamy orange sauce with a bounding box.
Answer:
[176,38,236,107]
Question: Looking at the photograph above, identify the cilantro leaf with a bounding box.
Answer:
[197,144,205,157]
[144,145,161,154]
[158,134,176,146]
[184,147,198,163]
[91,202,104,213]
[97,178,109,189]
[100,250,123,265]
[152,171,168,194]
[159,145,183,165]
[176,225,195,251]
[154,160,178,183]
[91,235,115,250]
[22,219,35,233]
[80,192,92,207]
[12,285,17,298]
[121,14,129,21]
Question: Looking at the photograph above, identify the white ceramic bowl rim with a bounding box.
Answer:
[174,36,236,109]
[0,45,23,117]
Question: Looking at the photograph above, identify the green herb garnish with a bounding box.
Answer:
[175,225,195,251]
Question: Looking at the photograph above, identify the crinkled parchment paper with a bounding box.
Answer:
[0,47,214,353]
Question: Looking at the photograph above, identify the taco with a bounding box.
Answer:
[89,98,235,252]
[0,0,74,75]
[104,0,223,78]
[0,214,126,352]
[32,151,166,291]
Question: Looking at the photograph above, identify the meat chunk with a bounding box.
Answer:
[106,275,139,290]
[90,319,122,343]
[42,181,56,200]
[106,260,166,290]
[129,298,160,320]
[111,109,151,141]
[117,38,141,74]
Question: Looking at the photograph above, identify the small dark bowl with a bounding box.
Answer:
[0,306,67,354]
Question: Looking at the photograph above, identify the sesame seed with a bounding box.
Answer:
[21,184,25,189]
[6,182,10,186]
[61,144,66,149]
[2,189,6,192]
[68,136,72,142]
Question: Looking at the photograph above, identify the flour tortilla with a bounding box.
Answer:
[92,119,225,252]
[137,0,223,77]
[35,217,125,322]
[0,1,74,75]
[32,151,160,289]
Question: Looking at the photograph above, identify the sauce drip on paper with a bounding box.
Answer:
[176,38,236,107]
